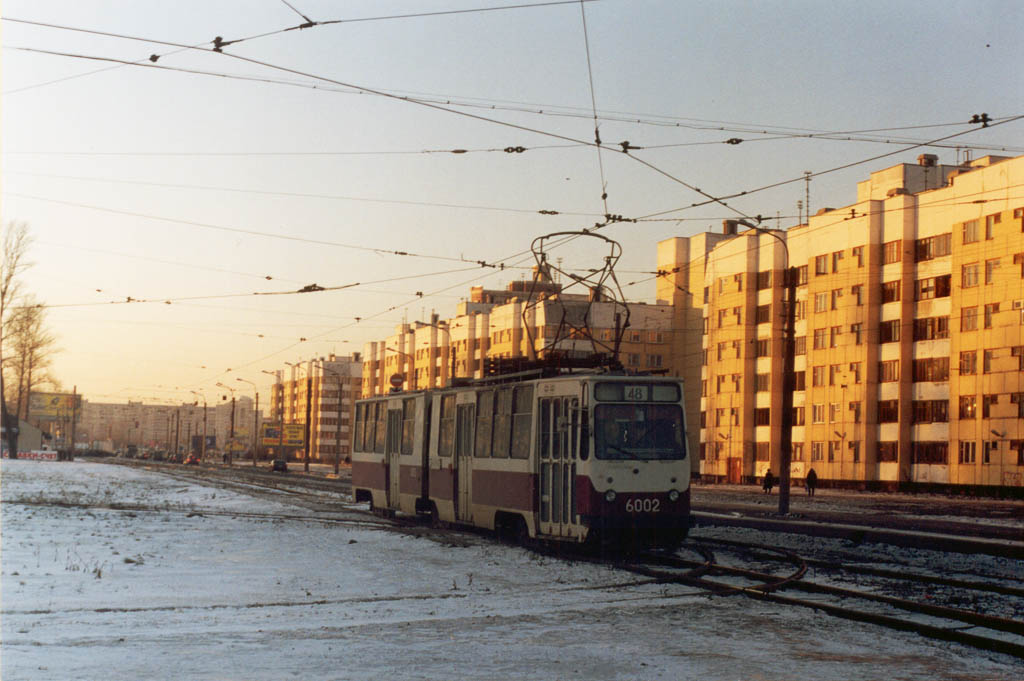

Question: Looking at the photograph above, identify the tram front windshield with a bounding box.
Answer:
[594,404,685,460]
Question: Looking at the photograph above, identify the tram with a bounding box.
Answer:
[352,372,690,549]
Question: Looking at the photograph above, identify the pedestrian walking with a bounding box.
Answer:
[806,468,818,496]
[763,469,775,494]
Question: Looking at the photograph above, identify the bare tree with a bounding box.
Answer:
[8,297,58,420]
[1,222,33,457]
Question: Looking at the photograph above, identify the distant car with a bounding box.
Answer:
[271,459,288,473]
[185,454,200,465]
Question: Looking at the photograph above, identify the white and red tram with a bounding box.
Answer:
[351,373,690,549]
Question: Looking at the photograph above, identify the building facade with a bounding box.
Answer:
[267,353,363,464]
[361,275,674,397]
[659,153,1024,489]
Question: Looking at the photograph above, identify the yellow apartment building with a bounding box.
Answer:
[659,153,1024,490]
[267,353,363,463]
[362,275,674,397]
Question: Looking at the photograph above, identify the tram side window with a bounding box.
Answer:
[456,404,475,458]
[579,406,589,460]
[510,385,534,459]
[475,390,494,457]
[438,394,456,457]
[354,404,365,451]
[492,388,513,459]
[539,398,551,459]
[401,399,415,455]
[373,402,386,454]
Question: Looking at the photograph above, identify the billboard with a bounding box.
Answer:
[282,424,305,447]
[260,422,282,446]
[28,392,82,422]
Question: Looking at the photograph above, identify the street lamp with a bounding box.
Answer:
[236,377,259,467]
[190,390,207,462]
[734,218,797,515]
[285,361,312,473]
[216,382,237,466]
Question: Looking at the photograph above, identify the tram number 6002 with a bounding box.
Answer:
[625,498,660,513]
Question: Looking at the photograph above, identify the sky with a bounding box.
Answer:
[2,0,1023,405]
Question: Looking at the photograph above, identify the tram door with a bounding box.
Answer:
[385,408,403,507]
[455,403,475,523]
[538,396,578,538]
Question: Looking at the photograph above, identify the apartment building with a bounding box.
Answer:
[267,353,363,463]
[361,275,674,397]
[659,153,1024,489]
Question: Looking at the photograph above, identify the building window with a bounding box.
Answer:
[983,441,998,464]
[961,306,978,331]
[985,213,1000,240]
[881,280,901,303]
[851,440,861,463]
[812,404,825,424]
[733,306,742,324]
[878,441,898,462]
[812,366,825,387]
[831,288,842,309]
[792,406,805,426]
[755,373,770,392]
[811,442,824,461]
[794,336,806,355]
[961,263,979,288]
[852,284,863,305]
[879,319,900,343]
[959,395,977,419]
[913,316,949,341]
[755,442,770,461]
[958,441,976,464]
[814,292,828,313]
[852,246,864,267]
[849,362,861,383]
[963,219,979,244]
[647,354,663,368]
[828,440,840,462]
[914,442,949,464]
[815,254,828,275]
[793,443,804,461]
[828,364,843,386]
[794,371,806,391]
[982,394,998,418]
[883,240,902,264]
[734,273,743,290]
[1013,347,1024,371]
[878,360,900,382]
[878,400,899,423]
[1011,393,1024,418]
[983,349,993,374]
[756,304,771,324]
[756,271,772,290]
[831,251,843,272]
[984,302,999,328]
[813,328,827,350]
[828,403,840,423]
[755,408,771,426]
[912,400,949,424]
[960,351,977,375]
[755,339,770,357]
[914,274,951,300]
[912,357,949,382]
[914,233,952,262]
[795,265,808,285]
[985,258,1000,284]
[851,323,863,345]
[849,401,861,423]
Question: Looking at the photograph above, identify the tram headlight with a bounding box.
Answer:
[604,490,617,503]
[668,489,680,502]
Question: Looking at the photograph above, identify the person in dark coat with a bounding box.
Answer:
[762,469,775,494]
[805,468,818,496]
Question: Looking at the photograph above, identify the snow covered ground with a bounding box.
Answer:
[2,460,1020,680]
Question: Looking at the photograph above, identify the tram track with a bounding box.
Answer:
[626,542,1024,660]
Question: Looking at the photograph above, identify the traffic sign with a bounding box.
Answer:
[389,373,404,388]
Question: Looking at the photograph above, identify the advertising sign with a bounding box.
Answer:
[260,422,282,447]
[282,423,305,447]
[28,393,82,422]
